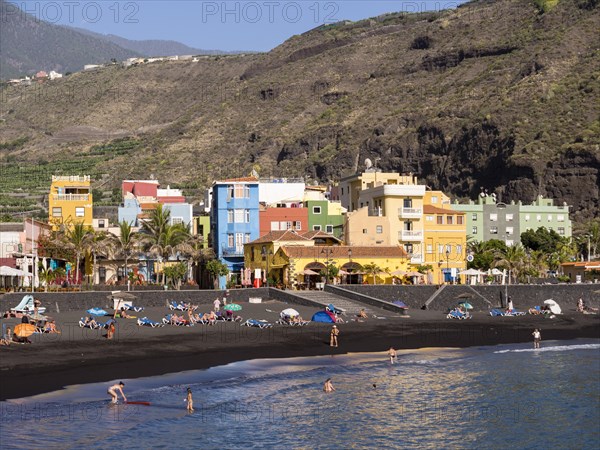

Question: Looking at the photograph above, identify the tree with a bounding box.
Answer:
[64,223,92,284]
[177,234,214,285]
[468,239,507,270]
[521,227,562,254]
[206,259,229,289]
[163,262,188,290]
[362,262,384,285]
[493,244,527,284]
[38,266,54,292]
[111,221,140,284]
[84,230,113,285]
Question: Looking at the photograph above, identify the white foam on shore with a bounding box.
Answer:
[494,343,600,354]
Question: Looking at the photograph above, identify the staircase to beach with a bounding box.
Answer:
[290,290,396,316]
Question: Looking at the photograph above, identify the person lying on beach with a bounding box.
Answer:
[528,307,541,315]
[84,316,99,328]
[44,320,61,334]
[116,308,130,319]
[12,333,32,344]
[357,309,368,319]
[208,311,217,324]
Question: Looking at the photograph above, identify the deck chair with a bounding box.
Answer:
[137,317,164,327]
[168,301,187,311]
[242,319,273,329]
[163,314,187,326]
[326,304,345,316]
[79,317,101,329]
[87,308,109,316]
[489,309,504,317]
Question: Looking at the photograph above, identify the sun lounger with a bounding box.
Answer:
[447,309,471,319]
[137,317,164,327]
[87,308,109,316]
[162,314,188,326]
[242,319,273,329]
[489,309,504,317]
[79,317,102,329]
[326,304,345,316]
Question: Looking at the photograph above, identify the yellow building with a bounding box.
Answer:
[341,171,425,264]
[244,229,409,287]
[423,191,467,284]
[48,175,93,230]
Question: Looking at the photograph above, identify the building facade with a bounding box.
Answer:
[451,195,572,245]
[48,175,93,230]
[210,177,260,288]
[305,199,345,239]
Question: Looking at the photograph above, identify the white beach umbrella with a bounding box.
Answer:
[543,299,562,315]
[281,308,300,317]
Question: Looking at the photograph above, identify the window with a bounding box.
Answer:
[376,225,383,234]
[234,209,245,223]
[438,244,444,254]
[294,221,302,230]
[506,240,514,246]
[506,213,513,221]
[313,225,322,231]
[537,214,541,222]
[313,206,322,214]
[472,213,477,221]
[456,244,462,255]
[446,244,452,253]
[403,198,412,208]
[426,215,434,222]
[227,210,234,223]
[437,216,443,224]
[447,215,453,225]
[405,243,413,254]
[270,222,279,231]
[75,207,85,217]
[472,226,478,234]
[341,187,344,195]
[98,219,105,228]
[235,233,244,251]
[326,225,333,233]
[457,216,464,225]
[363,228,368,234]
[506,227,513,236]
[234,185,249,198]
[557,215,565,222]
[547,215,552,221]
[245,210,250,223]
[490,226,498,234]
[525,214,530,221]
[227,234,234,247]
[558,227,565,235]
[490,213,497,222]
[52,207,62,217]
[286,221,292,230]
[426,244,433,254]
[431,196,438,204]
[245,233,251,243]
[172,217,183,225]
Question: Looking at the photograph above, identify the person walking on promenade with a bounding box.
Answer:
[532,328,541,349]
[330,325,339,347]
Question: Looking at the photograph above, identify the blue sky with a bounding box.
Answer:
[14,1,465,51]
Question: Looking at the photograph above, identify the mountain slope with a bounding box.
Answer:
[0,0,139,78]
[1,0,599,221]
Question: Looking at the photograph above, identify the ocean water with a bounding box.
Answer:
[1,339,599,449]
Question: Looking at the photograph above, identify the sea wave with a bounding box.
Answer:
[494,344,600,354]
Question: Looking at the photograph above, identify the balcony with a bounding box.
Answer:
[410,254,423,264]
[398,207,422,219]
[399,230,423,241]
[52,194,90,201]
[52,175,90,182]
[221,246,244,257]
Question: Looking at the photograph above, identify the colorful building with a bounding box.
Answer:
[341,171,425,260]
[48,175,93,230]
[422,191,467,284]
[305,199,345,239]
[259,203,308,236]
[451,194,572,245]
[560,261,600,283]
[210,177,260,288]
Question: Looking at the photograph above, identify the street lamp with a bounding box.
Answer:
[445,246,451,284]
[347,248,352,284]
[321,247,333,284]
[437,260,443,284]
[261,247,273,287]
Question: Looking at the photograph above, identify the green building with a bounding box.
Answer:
[304,199,345,239]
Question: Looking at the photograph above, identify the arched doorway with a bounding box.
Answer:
[301,262,325,290]
[341,262,363,284]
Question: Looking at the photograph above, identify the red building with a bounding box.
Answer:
[259,204,308,236]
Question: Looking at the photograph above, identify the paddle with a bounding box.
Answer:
[125,401,151,406]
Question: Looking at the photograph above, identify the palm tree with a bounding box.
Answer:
[84,230,114,285]
[177,234,214,285]
[38,266,54,292]
[141,204,170,245]
[111,221,139,284]
[493,244,527,284]
[64,223,92,285]
[362,262,384,285]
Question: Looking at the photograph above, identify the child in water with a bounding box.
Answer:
[185,387,194,412]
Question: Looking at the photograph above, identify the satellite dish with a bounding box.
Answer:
[251,169,259,178]
[365,158,373,169]
[466,255,474,262]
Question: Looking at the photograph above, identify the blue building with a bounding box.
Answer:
[118,198,193,230]
[211,177,260,288]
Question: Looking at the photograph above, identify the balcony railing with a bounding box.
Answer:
[410,254,423,264]
[399,230,423,241]
[221,246,244,257]
[52,175,90,182]
[398,207,422,218]
[52,194,90,201]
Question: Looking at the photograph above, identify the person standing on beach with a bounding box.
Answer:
[532,329,541,349]
[388,347,397,364]
[330,325,339,347]
[323,378,335,393]
[213,298,221,312]
[185,387,194,412]
[108,382,127,404]
[106,321,116,340]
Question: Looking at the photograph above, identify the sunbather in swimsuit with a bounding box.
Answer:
[108,382,127,404]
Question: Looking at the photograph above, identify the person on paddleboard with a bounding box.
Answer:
[108,381,127,404]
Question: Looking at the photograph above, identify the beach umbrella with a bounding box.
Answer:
[223,303,242,312]
[281,308,299,317]
[458,302,473,310]
[14,323,36,338]
[303,269,320,276]
[456,293,473,299]
[391,269,407,276]
[106,292,137,300]
[543,299,562,315]
[393,300,408,308]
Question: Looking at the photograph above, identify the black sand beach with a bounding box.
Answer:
[1,299,599,401]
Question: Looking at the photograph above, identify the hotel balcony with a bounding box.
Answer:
[398,207,422,219]
[410,254,423,264]
[399,230,423,241]
[221,246,244,257]
[52,194,90,201]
